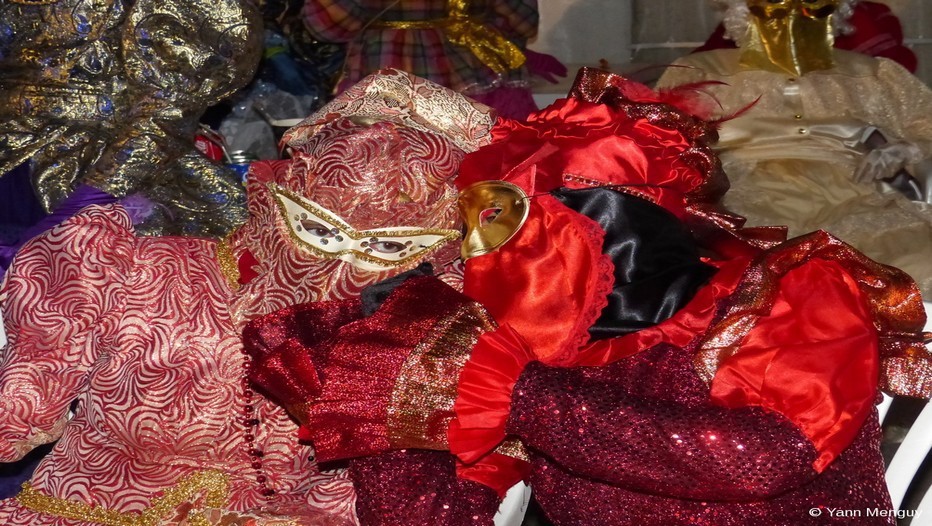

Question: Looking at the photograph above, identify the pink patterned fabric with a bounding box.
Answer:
[0,205,355,524]
[0,70,496,524]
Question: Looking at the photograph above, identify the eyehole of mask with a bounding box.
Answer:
[369,240,407,254]
[480,207,503,226]
[299,220,336,238]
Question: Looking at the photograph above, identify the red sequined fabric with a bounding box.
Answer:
[244,299,364,414]
[349,450,498,526]
[507,345,894,525]
[295,276,487,461]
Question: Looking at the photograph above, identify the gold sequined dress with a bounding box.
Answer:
[658,49,932,296]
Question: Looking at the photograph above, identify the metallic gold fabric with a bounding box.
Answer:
[741,0,838,76]
[387,302,497,450]
[215,235,240,290]
[375,0,526,74]
[0,0,262,239]
[16,470,229,526]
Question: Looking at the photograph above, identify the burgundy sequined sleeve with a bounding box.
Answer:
[349,450,499,526]
[506,361,821,501]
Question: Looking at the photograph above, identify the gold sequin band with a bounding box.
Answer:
[16,470,230,526]
[387,302,498,450]
[493,437,530,462]
[373,0,525,74]
[215,235,240,291]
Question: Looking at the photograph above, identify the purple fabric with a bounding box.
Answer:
[0,444,52,499]
[470,85,539,121]
[0,184,116,280]
[0,163,45,250]
[0,164,45,232]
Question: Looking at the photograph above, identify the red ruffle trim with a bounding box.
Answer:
[449,325,536,490]
[571,255,751,367]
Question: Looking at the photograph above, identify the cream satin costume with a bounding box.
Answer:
[658,47,932,296]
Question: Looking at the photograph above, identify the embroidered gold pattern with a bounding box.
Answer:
[16,470,230,526]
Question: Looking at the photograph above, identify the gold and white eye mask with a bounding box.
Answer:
[272,184,461,271]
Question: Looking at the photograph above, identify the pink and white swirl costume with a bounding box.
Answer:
[0,69,495,525]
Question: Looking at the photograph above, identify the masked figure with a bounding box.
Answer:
[657,0,932,296]
[0,0,260,246]
[0,69,495,525]
[245,68,932,525]
[695,1,919,73]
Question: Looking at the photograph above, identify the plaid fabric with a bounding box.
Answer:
[303,0,538,94]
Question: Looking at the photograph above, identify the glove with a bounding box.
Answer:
[243,299,364,426]
[523,49,567,84]
[246,275,533,495]
[853,140,923,183]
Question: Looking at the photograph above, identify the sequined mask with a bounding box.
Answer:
[741,0,839,76]
[273,184,461,271]
[458,180,529,260]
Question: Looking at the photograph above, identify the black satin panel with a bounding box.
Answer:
[552,188,716,340]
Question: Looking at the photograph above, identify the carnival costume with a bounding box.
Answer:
[302,0,562,119]
[657,0,932,296]
[0,0,260,241]
[0,70,496,525]
[246,68,932,525]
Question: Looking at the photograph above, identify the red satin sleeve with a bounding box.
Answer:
[710,259,879,472]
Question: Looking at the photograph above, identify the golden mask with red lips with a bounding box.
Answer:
[741,0,840,76]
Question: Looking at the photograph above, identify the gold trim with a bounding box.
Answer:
[17,470,230,526]
[215,235,240,291]
[387,302,497,449]
[284,401,313,426]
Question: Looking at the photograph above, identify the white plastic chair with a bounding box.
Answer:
[494,482,532,526]
[883,301,932,524]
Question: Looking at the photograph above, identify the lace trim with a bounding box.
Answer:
[551,202,615,365]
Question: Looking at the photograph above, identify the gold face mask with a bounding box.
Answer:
[741,0,839,76]
[457,181,530,260]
